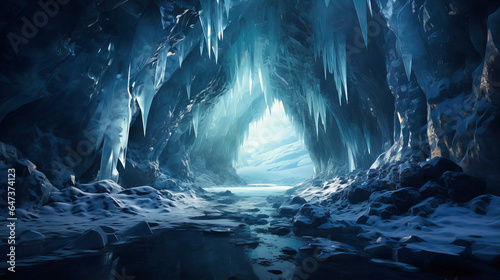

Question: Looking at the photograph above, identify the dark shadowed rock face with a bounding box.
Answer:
[440,172,487,203]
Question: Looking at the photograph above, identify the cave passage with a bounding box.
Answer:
[236,100,314,185]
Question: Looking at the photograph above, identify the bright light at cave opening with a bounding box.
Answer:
[236,100,314,185]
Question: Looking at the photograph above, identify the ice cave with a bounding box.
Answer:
[1,0,500,279]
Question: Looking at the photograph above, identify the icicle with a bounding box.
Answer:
[402,53,412,81]
[192,106,200,138]
[347,145,356,172]
[353,0,368,48]
[324,0,330,7]
[336,34,348,103]
[367,0,373,16]
[199,38,204,55]
[154,47,167,91]
[258,68,264,92]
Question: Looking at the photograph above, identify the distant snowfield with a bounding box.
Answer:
[236,100,314,185]
[204,184,293,196]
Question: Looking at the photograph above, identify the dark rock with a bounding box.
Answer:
[356,215,369,224]
[17,167,56,209]
[77,180,123,194]
[232,238,259,248]
[0,142,18,161]
[469,195,492,215]
[348,185,371,204]
[391,188,421,214]
[278,204,301,216]
[410,197,446,218]
[292,204,330,228]
[267,270,282,275]
[366,169,379,178]
[291,196,307,205]
[365,244,393,259]
[371,190,394,204]
[380,210,392,220]
[418,181,447,199]
[66,227,107,250]
[282,246,297,255]
[319,252,365,262]
[439,172,487,203]
[269,226,291,236]
[419,157,463,181]
[18,230,45,245]
[395,243,474,273]
[451,239,473,248]
[122,221,153,237]
[399,163,425,188]
[242,215,268,225]
[219,190,234,196]
[203,227,233,236]
[119,186,159,196]
[400,235,425,243]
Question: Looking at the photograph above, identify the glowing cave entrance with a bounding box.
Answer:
[236,100,314,185]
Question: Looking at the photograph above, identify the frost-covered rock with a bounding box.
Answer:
[292,204,330,228]
[66,227,108,250]
[348,185,371,204]
[121,221,153,237]
[77,180,123,194]
[418,181,447,199]
[391,188,421,214]
[395,242,473,273]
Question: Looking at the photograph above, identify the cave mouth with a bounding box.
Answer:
[235,100,314,186]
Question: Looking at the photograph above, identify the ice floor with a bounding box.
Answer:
[3,182,498,280]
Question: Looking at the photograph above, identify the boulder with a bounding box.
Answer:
[66,227,108,250]
[268,226,291,236]
[348,185,371,204]
[364,244,393,259]
[18,230,45,245]
[395,242,474,273]
[439,172,487,203]
[356,215,369,224]
[12,162,57,209]
[292,204,330,228]
[410,197,446,218]
[399,163,426,188]
[282,246,297,255]
[121,221,153,237]
[291,196,307,205]
[278,204,301,216]
[419,157,463,181]
[469,195,493,215]
[418,181,447,199]
[391,188,421,214]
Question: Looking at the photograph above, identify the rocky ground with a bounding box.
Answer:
[1,142,500,279]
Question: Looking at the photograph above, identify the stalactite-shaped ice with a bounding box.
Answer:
[402,53,412,81]
[353,0,368,48]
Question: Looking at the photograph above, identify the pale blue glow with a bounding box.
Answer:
[236,100,314,185]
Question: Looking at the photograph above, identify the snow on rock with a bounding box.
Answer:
[121,221,153,237]
[77,180,124,194]
[66,227,109,250]
[292,204,330,229]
